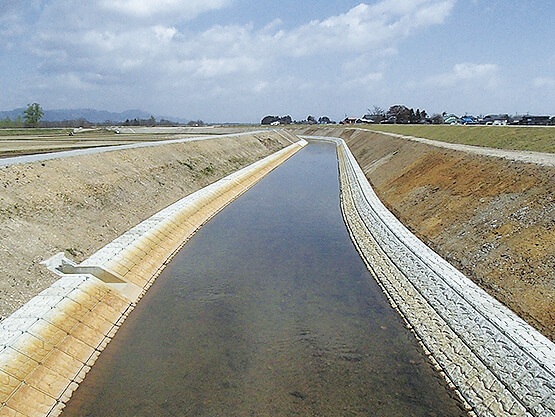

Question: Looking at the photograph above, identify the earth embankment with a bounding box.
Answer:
[0,131,291,320]
[295,126,554,341]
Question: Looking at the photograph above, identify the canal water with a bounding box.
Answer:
[62,142,466,416]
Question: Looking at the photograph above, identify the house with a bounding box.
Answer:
[520,115,551,125]
[340,117,358,124]
[460,115,479,125]
[443,114,459,124]
[480,114,510,125]
[359,115,376,123]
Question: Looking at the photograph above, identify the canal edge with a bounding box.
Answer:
[311,135,554,417]
[0,139,307,417]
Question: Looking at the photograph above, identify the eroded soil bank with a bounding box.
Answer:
[295,126,554,341]
[0,132,290,320]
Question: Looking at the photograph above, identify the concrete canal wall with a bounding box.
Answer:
[293,126,554,342]
[0,135,306,417]
[1,131,553,417]
[0,130,294,321]
[331,136,554,417]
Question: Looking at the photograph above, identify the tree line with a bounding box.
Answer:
[0,103,187,128]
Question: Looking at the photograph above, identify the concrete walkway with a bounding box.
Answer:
[353,128,555,167]
[0,131,269,167]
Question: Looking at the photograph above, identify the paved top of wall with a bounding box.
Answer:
[317,135,554,417]
[0,130,272,167]
[354,128,555,167]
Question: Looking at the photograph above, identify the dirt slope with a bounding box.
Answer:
[337,128,554,341]
[0,132,289,320]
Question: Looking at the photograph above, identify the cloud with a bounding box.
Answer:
[273,0,455,56]
[423,63,499,88]
[97,0,230,20]
[1,0,459,118]
[18,0,457,79]
[342,72,384,90]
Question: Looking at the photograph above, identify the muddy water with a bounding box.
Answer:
[62,142,467,417]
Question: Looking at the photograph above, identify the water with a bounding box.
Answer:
[62,142,467,416]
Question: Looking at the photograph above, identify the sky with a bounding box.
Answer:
[0,0,553,123]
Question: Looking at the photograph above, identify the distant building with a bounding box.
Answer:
[443,114,459,124]
[460,115,479,125]
[359,115,376,123]
[340,117,358,124]
[480,114,510,125]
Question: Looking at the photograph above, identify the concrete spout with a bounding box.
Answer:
[41,253,142,303]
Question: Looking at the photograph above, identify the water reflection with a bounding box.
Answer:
[62,142,467,416]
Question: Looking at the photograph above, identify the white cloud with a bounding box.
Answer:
[1,0,460,119]
[423,63,499,87]
[275,0,455,56]
[342,72,384,90]
[193,56,262,78]
[99,0,230,20]
[154,26,178,42]
[22,0,457,78]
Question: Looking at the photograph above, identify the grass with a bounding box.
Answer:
[357,125,555,154]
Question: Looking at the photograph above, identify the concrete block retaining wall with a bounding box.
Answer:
[330,136,554,417]
[0,139,307,417]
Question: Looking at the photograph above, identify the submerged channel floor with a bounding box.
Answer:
[62,142,467,416]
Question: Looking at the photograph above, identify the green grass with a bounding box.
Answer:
[357,125,555,153]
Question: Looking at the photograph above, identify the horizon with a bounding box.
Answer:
[1,1,553,123]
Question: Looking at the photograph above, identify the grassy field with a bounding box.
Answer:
[358,125,555,153]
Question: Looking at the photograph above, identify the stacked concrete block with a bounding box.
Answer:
[0,139,307,417]
[331,136,554,417]
[0,275,131,417]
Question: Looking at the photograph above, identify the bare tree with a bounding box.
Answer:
[368,105,385,123]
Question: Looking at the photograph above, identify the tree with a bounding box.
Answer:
[430,113,444,124]
[387,105,411,123]
[23,103,44,127]
[368,106,385,123]
[261,115,279,125]
[409,108,416,123]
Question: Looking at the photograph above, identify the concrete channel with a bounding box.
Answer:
[0,134,553,416]
[0,139,307,416]
[324,135,555,417]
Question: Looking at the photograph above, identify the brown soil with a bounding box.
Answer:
[337,128,554,341]
[0,132,289,320]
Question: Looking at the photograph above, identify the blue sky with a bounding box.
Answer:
[0,0,553,122]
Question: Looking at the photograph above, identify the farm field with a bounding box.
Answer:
[358,124,555,153]
[0,128,199,158]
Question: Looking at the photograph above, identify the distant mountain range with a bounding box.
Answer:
[0,108,188,124]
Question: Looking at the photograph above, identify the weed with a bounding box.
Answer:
[201,165,214,175]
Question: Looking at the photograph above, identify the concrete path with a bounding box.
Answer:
[353,128,555,167]
[0,131,269,167]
